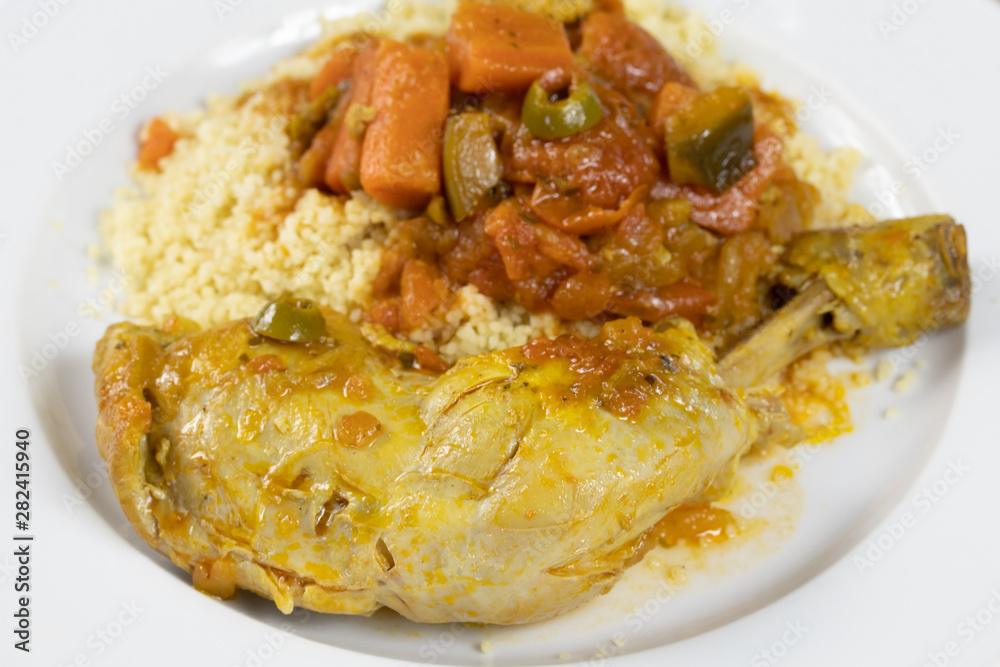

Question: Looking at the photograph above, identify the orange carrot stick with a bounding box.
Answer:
[309,46,357,100]
[447,2,573,94]
[325,43,379,194]
[359,41,450,210]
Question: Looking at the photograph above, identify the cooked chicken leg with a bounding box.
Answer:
[92,216,969,625]
[95,314,758,624]
[720,215,969,386]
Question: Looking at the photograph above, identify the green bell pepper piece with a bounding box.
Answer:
[666,86,757,194]
[443,112,503,221]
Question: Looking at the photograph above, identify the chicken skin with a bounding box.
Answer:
[94,313,760,624]
[92,216,970,624]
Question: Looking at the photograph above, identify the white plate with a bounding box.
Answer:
[3,1,1000,665]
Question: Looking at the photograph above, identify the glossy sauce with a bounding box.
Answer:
[520,318,676,420]
[288,3,817,351]
[650,503,737,548]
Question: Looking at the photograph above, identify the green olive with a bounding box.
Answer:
[521,78,604,141]
[251,296,328,343]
